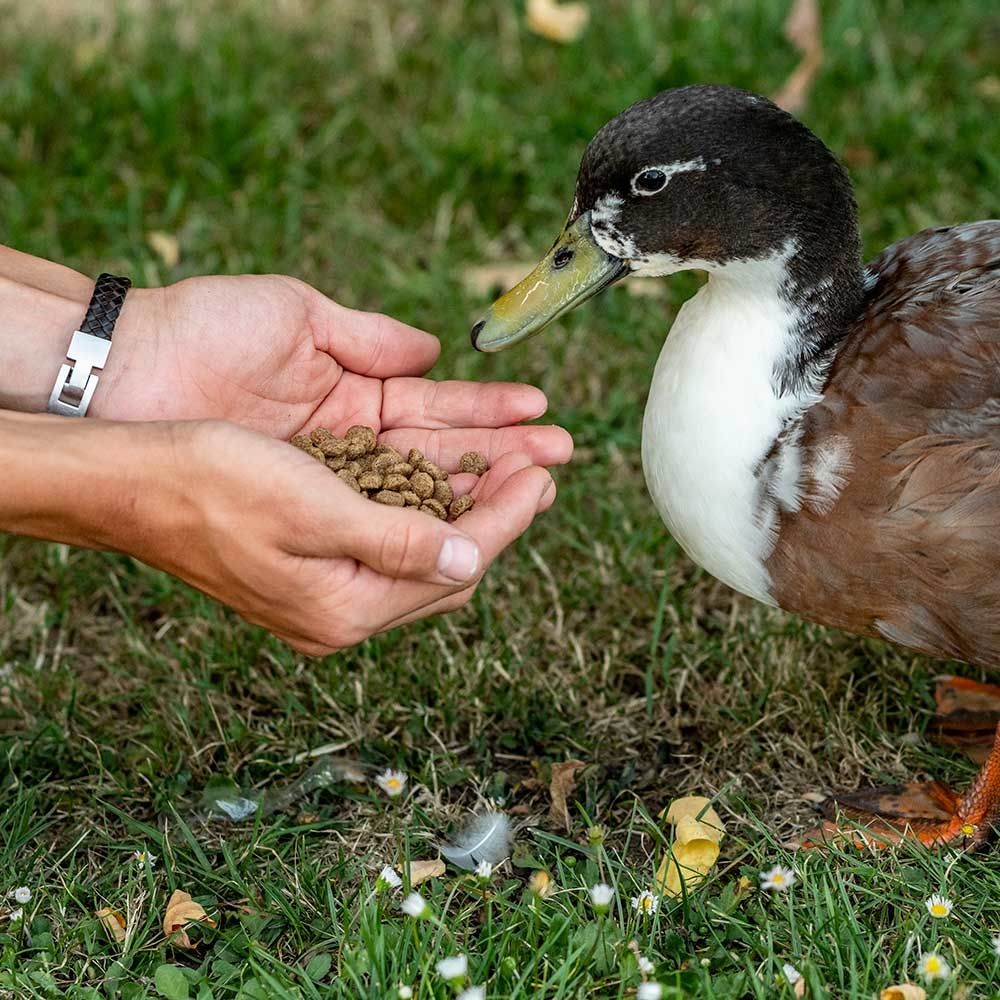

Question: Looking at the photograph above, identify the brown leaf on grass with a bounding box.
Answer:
[95,907,127,943]
[146,230,180,268]
[547,759,586,832]
[880,986,927,1000]
[654,796,725,897]
[404,858,446,887]
[526,0,589,44]
[932,675,1000,762]
[163,889,217,949]
[771,0,822,113]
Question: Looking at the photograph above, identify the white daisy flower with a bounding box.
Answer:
[11,887,31,904]
[919,953,950,981]
[377,865,402,891]
[375,769,408,797]
[637,983,662,1000]
[631,890,659,916]
[456,988,485,1000]
[637,955,654,975]
[7,908,23,922]
[759,865,796,892]
[475,859,493,880]
[132,850,157,869]
[993,932,1000,956]
[782,963,802,984]
[435,954,468,983]
[401,892,429,918]
[590,882,614,907]
[925,894,953,919]
[397,987,413,999]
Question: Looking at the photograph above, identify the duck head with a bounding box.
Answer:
[471,83,862,353]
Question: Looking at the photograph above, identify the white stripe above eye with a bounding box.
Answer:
[630,157,707,196]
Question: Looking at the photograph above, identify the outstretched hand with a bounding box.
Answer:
[96,275,571,470]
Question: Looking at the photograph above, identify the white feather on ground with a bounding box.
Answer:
[439,812,512,871]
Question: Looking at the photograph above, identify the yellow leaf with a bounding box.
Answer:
[95,907,127,943]
[655,795,725,897]
[880,987,927,1000]
[664,796,725,843]
[404,858,445,887]
[162,889,217,949]
[525,0,589,44]
[146,230,181,268]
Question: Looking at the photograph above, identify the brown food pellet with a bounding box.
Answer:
[383,473,410,491]
[374,490,405,507]
[288,426,490,521]
[346,425,378,452]
[459,451,488,475]
[337,470,361,492]
[449,495,474,519]
[433,479,454,506]
[409,470,434,499]
[319,436,349,457]
[419,460,448,481]
[420,499,447,519]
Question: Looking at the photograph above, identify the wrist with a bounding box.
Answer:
[0,410,181,552]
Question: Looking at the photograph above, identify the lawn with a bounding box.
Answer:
[2,1,1000,997]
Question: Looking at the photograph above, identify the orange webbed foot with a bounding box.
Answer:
[798,721,1000,852]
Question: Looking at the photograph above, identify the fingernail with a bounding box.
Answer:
[438,536,480,582]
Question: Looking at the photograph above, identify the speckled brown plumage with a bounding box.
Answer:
[768,221,1000,665]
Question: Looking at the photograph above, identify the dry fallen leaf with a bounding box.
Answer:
[162,889,217,949]
[880,986,927,1000]
[95,907,127,943]
[655,795,725,897]
[526,0,589,44]
[772,0,822,113]
[547,759,586,832]
[932,675,1000,762]
[404,858,446,887]
[146,230,180,268]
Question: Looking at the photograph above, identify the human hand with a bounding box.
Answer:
[95,275,569,471]
[133,419,557,654]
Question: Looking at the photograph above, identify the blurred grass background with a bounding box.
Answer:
[1,1,999,996]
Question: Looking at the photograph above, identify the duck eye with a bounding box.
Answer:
[633,168,667,195]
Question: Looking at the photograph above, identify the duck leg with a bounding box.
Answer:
[798,722,1000,850]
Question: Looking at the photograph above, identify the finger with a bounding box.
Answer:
[310,294,441,377]
[285,478,483,586]
[381,474,557,632]
[379,424,574,471]
[363,456,555,626]
[381,378,547,430]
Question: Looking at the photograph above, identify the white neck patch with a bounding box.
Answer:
[639,243,826,605]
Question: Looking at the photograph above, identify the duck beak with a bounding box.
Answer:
[470,211,628,352]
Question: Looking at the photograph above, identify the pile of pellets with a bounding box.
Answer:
[291,425,487,522]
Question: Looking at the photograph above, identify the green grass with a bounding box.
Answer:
[2,1,1000,997]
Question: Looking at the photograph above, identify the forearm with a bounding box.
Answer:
[0,409,176,551]
[0,246,156,416]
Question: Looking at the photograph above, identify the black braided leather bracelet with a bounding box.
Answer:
[47,273,132,416]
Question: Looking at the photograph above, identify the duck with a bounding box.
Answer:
[470,83,1000,848]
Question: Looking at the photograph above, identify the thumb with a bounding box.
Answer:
[305,483,482,585]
